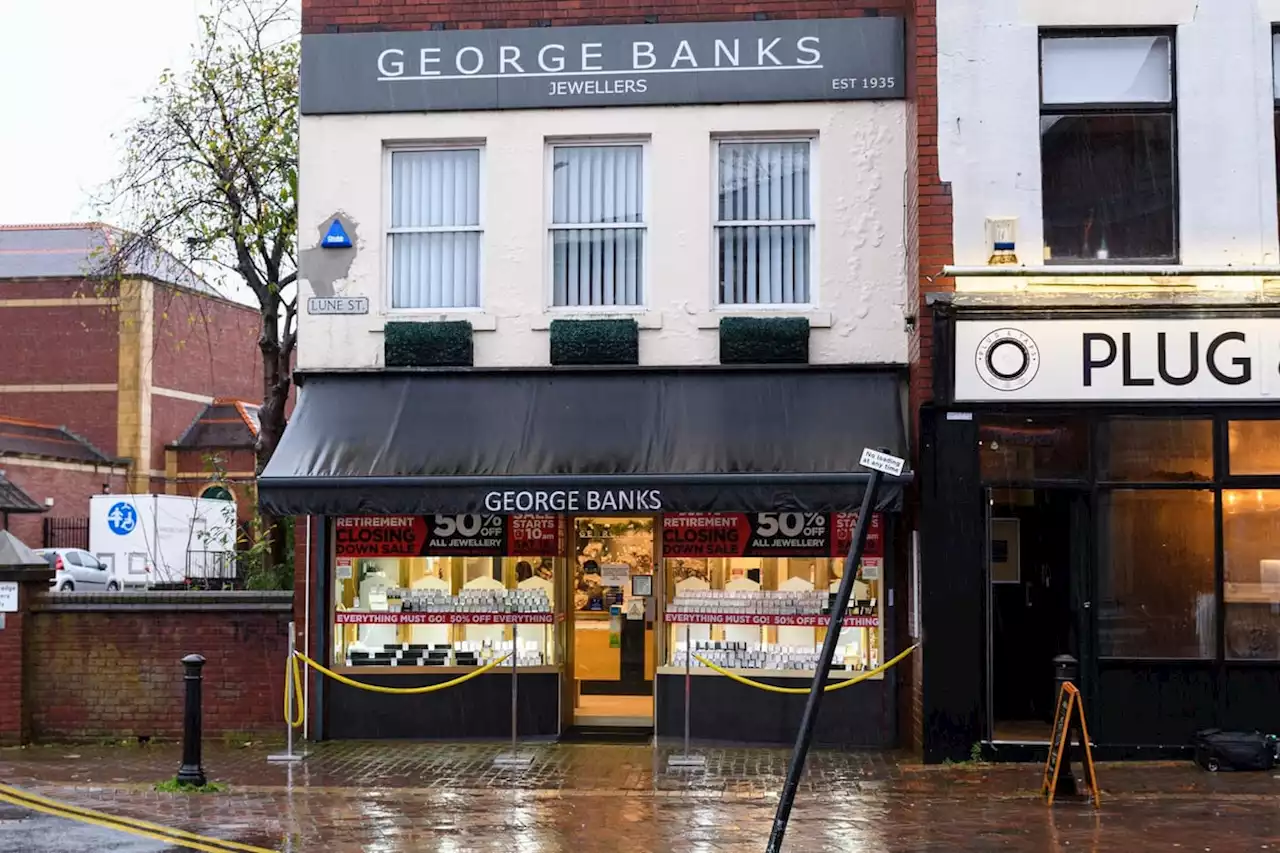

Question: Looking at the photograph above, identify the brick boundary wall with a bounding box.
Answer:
[19,592,292,743]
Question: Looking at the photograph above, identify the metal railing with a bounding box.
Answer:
[42,517,88,549]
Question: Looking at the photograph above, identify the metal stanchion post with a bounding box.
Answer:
[270,621,308,763]
[176,654,207,786]
[668,622,705,769]
[495,622,533,769]
[766,449,896,853]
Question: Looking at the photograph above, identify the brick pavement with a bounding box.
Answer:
[3,742,1280,851]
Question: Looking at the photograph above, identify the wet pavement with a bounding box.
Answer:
[0,801,175,852]
[2,741,1280,851]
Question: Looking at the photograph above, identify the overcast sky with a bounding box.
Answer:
[0,0,206,225]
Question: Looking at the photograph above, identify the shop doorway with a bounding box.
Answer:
[986,488,1086,742]
[568,516,657,728]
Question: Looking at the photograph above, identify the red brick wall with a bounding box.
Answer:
[905,0,948,756]
[150,395,207,471]
[302,0,936,752]
[0,279,118,457]
[151,289,262,402]
[0,288,118,386]
[0,307,118,385]
[0,458,129,548]
[0,279,110,301]
[0,603,24,743]
[909,0,952,417]
[25,596,291,741]
[304,0,910,33]
[0,393,119,457]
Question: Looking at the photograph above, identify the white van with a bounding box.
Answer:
[89,494,237,589]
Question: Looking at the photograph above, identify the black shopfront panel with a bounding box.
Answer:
[922,301,1280,762]
[655,675,892,747]
[918,407,985,763]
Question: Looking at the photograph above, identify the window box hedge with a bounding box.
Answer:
[719,316,810,364]
[384,320,474,368]
[549,319,639,365]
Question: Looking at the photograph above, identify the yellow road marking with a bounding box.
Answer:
[0,783,278,853]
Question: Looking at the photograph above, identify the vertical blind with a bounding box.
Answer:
[551,145,645,307]
[390,149,482,309]
[717,141,813,305]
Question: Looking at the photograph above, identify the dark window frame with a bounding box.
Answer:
[1272,25,1279,244]
[977,409,1280,665]
[1038,27,1180,265]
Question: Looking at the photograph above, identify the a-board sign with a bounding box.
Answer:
[1041,682,1101,807]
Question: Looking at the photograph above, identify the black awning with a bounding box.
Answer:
[258,368,909,516]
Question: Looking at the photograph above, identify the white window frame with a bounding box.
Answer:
[383,142,486,315]
[544,138,651,312]
[712,134,819,310]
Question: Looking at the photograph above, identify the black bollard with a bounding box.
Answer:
[1053,654,1078,798]
[176,654,207,787]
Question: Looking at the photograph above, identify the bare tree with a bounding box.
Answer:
[96,0,298,568]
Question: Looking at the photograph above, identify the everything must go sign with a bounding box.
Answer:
[300,17,905,114]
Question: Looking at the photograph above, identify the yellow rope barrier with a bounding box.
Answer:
[291,649,511,696]
[284,653,304,729]
[692,643,919,694]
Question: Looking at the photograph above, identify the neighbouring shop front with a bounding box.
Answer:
[259,367,910,745]
[921,296,1280,762]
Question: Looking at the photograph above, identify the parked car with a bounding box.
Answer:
[35,548,120,592]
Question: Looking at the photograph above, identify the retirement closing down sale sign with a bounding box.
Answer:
[334,514,562,557]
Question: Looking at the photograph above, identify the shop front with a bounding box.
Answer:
[260,367,909,745]
[921,296,1280,762]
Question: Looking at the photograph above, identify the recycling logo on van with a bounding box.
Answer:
[107,502,138,535]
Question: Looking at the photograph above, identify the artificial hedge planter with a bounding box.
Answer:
[549,319,639,365]
[719,316,810,364]
[384,320,474,368]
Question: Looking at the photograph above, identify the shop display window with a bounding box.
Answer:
[1224,490,1280,659]
[1098,490,1215,659]
[980,416,1089,483]
[1228,420,1280,475]
[331,515,564,669]
[1099,418,1212,482]
[660,512,885,677]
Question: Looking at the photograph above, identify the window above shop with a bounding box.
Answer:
[716,138,815,306]
[1039,33,1177,264]
[1273,30,1280,245]
[549,142,647,308]
[387,146,484,311]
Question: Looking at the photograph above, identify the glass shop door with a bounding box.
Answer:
[568,516,657,727]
